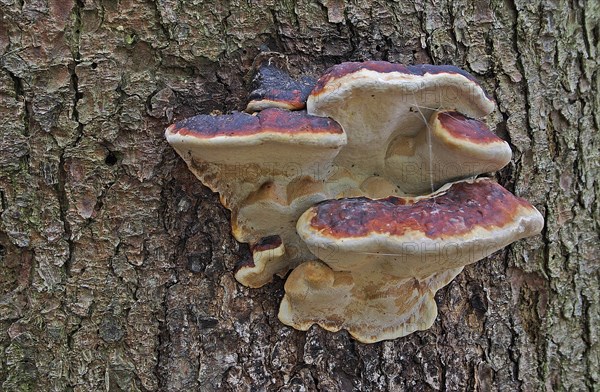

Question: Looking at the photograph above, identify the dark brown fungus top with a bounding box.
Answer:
[168,108,343,138]
[251,235,283,253]
[234,255,255,272]
[311,61,485,96]
[250,88,305,105]
[308,179,534,239]
[247,65,316,111]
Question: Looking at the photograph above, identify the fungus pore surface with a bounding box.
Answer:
[166,61,543,343]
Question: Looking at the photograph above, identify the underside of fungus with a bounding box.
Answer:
[166,61,544,343]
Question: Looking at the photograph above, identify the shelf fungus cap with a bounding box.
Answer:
[235,236,286,288]
[309,61,494,116]
[245,64,316,113]
[307,61,496,177]
[428,111,511,162]
[165,108,346,207]
[297,178,544,279]
[385,110,513,194]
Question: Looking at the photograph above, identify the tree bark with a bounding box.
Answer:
[0,0,598,391]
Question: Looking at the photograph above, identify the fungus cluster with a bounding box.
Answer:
[166,61,543,343]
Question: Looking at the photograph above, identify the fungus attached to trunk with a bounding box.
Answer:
[307,61,496,185]
[165,108,345,208]
[165,61,543,343]
[165,107,346,287]
[280,178,543,342]
[297,178,543,279]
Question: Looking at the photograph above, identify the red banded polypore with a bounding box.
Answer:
[166,61,544,342]
[280,178,543,342]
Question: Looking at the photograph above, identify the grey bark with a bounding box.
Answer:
[0,0,598,391]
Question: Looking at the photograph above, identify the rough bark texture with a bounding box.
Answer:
[0,1,598,391]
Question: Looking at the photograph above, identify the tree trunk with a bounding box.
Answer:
[0,0,598,391]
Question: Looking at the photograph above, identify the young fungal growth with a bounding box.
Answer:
[234,235,286,288]
[166,60,544,343]
[245,64,316,113]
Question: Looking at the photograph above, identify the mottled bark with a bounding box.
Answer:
[0,0,598,391]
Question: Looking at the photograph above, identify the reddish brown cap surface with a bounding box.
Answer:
[311,61,488,97]
[436,111,502,145]
[306,61,496,179]
[297,178,543,279]
[306,178,534,240]
[167,108,343,139]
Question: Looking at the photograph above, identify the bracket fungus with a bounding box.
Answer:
[245,64,316,113]
[166,61,544,343]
